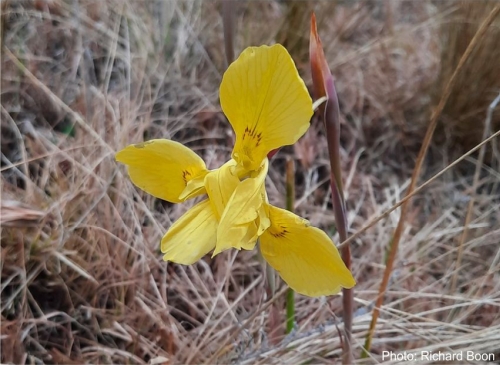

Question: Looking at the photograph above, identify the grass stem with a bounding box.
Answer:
[285,157,296,334]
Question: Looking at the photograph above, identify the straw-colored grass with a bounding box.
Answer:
[434,0,500,155]
[1,1,499,364]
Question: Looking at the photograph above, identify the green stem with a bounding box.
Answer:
[285,157,295,334]
[286,288,295,334]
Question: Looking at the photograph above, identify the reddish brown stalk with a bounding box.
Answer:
[362,4,500,357]
[267,148,280,160]
[310,13,353,365]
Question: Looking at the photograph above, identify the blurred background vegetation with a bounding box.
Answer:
[1,1,499,363]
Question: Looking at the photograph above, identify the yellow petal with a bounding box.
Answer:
[204,159,240,220]
[116,139,208,203]
[260,205,355,297]
[220,44,314,171]
[213,159,271,255]
[161,200,217,264]
[179,174,208,202]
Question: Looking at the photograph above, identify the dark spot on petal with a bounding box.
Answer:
[182,170,192,183]
[270,226,289,238]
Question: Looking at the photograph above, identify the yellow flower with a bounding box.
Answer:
[116,45,355,297]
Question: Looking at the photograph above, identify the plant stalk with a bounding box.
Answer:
[309,14,353,364]
[285,157,296,334]
[222,0,235,67]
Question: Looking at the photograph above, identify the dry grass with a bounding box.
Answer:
[1,1,499,364]
[434,0,500,155]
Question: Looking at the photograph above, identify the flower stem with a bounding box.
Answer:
[285,157,295,334]
[310,14,354,363]
[285,288,295,334]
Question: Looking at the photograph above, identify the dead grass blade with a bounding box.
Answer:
[1,200,45,227]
